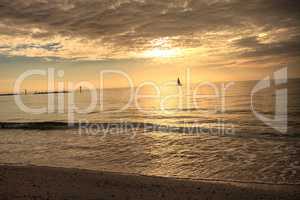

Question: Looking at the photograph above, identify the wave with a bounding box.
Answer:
[0,121,212,132]
[0,121,298,139]
[0,122,71,130]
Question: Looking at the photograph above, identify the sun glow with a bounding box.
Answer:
[143,48,180,58]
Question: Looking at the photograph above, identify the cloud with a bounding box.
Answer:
[233,35,300,58]
[14,42,63,51]
[0,0,299,62]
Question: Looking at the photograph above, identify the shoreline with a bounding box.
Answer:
[1,165,299,200]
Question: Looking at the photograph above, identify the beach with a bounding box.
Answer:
[1,165,299,200]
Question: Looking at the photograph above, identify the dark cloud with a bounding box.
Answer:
[14,42,63,51]
[0,45,10,49]
[0,0,300,62]
[234,36,260,48]
[0,0,300,46]
[234,35,300,58]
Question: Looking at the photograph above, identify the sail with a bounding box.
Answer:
[177,78,182,86]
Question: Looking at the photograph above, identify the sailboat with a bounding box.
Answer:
[177,77,182,86]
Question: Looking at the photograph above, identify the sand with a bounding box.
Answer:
[0,165,299,200]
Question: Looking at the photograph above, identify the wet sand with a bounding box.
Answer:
[0,165,299,200]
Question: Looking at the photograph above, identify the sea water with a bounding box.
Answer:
[0,79,299,184]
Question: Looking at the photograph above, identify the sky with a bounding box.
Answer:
[0,0,300,92]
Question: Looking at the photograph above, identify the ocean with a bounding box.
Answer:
[0,79,299,184]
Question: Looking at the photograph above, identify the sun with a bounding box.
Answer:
[143,48,180,58]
